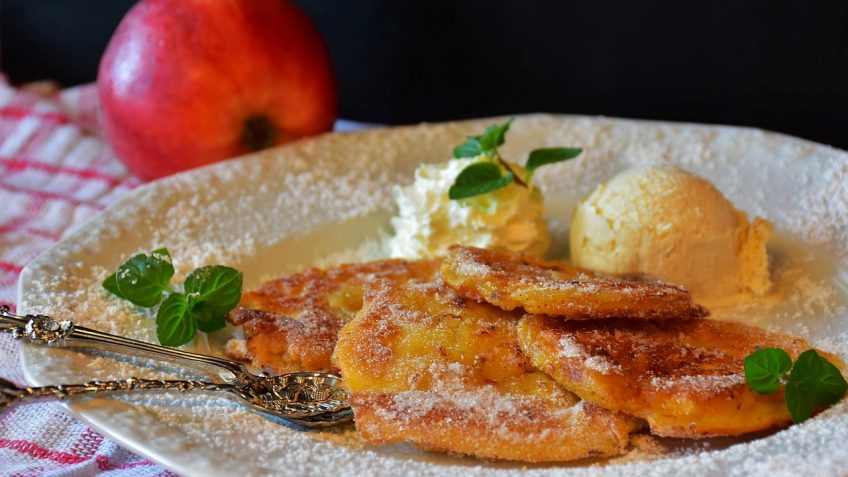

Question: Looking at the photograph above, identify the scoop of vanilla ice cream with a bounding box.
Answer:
[569,167,772,301]
[389,156,550,259]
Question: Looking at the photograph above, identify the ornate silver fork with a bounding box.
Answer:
[0,305,352,427]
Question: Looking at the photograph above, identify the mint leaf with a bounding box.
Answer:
[155,293,195,346]
[448,162,514,200]
[785,349,848,422]
[185,265,243,332]
[185,266,242,306]
[476,119,513,151]
[102,273,126,299]
[114,248,174,307]
[744,348,792,394]
[452,119,513,158]
[525,147,582,179]
[192,309,227,332]
[453,138,483,158]
[785,380,814,423]
[792,350,847,404]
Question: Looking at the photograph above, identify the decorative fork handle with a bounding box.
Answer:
[0,305,251,383]
[0,376,230,410]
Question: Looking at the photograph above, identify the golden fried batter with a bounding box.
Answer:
[350,389,635,463]
[226,259,439,373]
[332,278,639,462]
[442,245,707,320]
[517,315,843,437]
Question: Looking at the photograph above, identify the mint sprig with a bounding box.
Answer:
[744,348,792,394]
[525,147,583,180]
[448,162,515,200]
[452,120,512,158]
[185,265,243,332]
[787,350,848,422]
[156,293,195,347]
[744,347,847,423]
[450,119,582,200]
[108,248,174,307]
[102,248,243,347]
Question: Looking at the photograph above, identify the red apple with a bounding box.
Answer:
[98,0,337,181]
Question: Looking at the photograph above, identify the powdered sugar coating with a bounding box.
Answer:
[441,244,707,320]
[16,115,848,476]
[335,277,636,461]
[226,258,439,373]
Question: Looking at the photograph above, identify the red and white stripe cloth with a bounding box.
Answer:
[0,77,372,476]
[0,76,165,476]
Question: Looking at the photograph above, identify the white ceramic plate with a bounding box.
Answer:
[17,115,848,477]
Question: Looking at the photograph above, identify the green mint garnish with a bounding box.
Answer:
[525,147,583,180]
[102,249,242,347]
[744,347,847,423]
[101,273,125,299]
[453,119,513,158]
[185,265,243,332]
[110,248,174,307]
[744,348,792,394]
[156,293,195,347]
[786,350,848,422]
[453,137,486,159]
[450,119,581,200]
[448,162,514,200]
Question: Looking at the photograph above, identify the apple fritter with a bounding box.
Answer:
[517,314,843,437]
[442,245,707,320]
[226,259,439,373]
[350,389,636,463]
[332,278,639,462]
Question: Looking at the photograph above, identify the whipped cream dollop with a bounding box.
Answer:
[388,156,550,259]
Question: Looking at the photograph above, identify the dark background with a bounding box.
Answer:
[3,0,847,149]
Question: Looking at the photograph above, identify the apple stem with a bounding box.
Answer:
[243,115,277,151]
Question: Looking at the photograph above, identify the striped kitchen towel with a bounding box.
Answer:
[0,76,167,477]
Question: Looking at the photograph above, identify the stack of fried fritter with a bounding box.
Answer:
[227,245,837,462]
